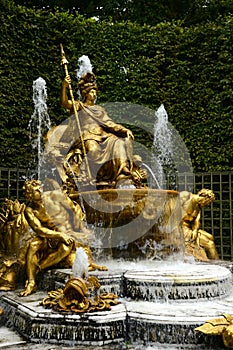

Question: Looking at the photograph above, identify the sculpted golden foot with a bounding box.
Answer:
[19,280,37,297]
[88,262,108,272]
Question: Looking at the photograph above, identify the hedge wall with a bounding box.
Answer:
[0,0,232,171]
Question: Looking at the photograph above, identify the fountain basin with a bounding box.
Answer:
[123,263,232,301]
[79,188,180,223]
[0,291,126,346]
[74,188,184,258]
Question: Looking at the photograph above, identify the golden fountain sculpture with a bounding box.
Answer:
[0,46,219,308]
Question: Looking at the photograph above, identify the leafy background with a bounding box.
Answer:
[0,0,232,172]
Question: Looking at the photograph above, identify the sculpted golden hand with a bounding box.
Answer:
[57,231,74,245]
[61,75,73,110]
[63,75,71,87]
[126,129,134,140]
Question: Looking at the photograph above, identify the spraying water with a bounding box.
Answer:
[28,77,51,179]
[72,247,89,278]
[76,55,93,81]
[152,104,174,189]
[75,55,96,102]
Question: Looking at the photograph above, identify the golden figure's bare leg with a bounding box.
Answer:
[19,238,43,297]
[39,243,73,270]
[198,229,219,260]
[20,240,73,297]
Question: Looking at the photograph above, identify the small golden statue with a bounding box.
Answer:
[18,179,77,296]
[0,198,28,255]
[196,314,233,349]
[0,198,29,290]
[41,275,120,313]
[180,188,219,261]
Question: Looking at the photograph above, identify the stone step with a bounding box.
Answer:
[0,289,231,348]
[0,326,26,348]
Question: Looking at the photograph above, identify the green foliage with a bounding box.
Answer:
[11,0,233,26]
[0,1,232,171]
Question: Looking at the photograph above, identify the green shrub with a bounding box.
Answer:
[0,1,232,171]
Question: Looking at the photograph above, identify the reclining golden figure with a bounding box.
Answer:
[0,180,107,296]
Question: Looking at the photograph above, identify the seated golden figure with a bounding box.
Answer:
[60,72,145,190]
[0,180,106,296]
[18,179,76,296]
[180,188,219,261]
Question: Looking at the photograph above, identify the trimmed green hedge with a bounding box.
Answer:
[0,1,232,171]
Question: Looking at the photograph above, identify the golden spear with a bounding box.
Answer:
[60,43,92,182]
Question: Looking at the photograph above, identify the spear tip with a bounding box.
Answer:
[60,44,68,65]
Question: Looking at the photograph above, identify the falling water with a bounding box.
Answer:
[28,77,51,179]
[142,162,160,189]
[152,104,175,189]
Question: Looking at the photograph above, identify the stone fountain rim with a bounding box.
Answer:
[80,188,179,196]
